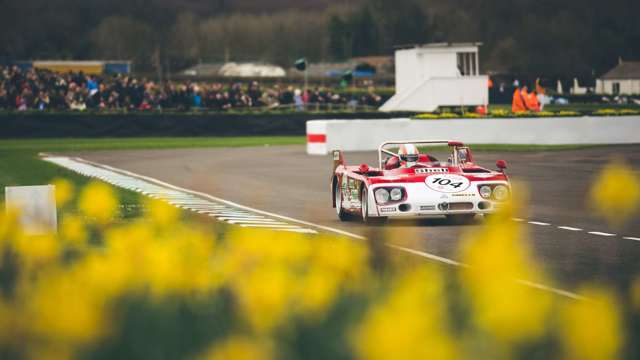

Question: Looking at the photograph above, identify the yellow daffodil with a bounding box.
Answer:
[61,214,87,247]
[144,197,180,226]
[52,178,74,208]
[26,272,108,345]
[203,336,272,360]
[78,182,118,225]
[560,287,622,360]
[14,233,60,266]
[459,186,551,344]
[352,266,458,360]
[589,159,640,227]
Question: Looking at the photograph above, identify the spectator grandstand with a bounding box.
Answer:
[0,65,385,112]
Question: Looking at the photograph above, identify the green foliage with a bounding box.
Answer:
[0,0,638,77]
[328,0,428,58]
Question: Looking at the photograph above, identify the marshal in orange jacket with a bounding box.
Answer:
[512,88,528,113]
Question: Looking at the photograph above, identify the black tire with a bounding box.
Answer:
[335,183,350,221]
[446,214,476,225]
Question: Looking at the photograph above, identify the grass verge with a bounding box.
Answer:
[0,136,304,204]
[0,136,305,152]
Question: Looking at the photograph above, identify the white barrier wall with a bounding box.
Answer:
[306,116,640,155]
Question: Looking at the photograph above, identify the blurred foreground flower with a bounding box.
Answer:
[0,207,20,245]
[61,214,87,246]
[26,270,109,346]
[459,183,552,345]
[52,178,74,208]
[144,197,180,226]
[203,336,273,360]
[14,234,59,266]
[223,229,369,333]
[560,287,622,360]
[352,267,457,360]
[0,177,637,359]
[589,159,640,227]
[79,181,119,225]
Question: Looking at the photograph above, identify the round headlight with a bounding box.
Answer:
[375,188,390,204]
[479,185,492,199]
[390,188,403,201]
[493,185,509,201]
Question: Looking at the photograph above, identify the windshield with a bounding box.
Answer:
[379,142,457,169]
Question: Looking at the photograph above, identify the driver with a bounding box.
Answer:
[398,144,420,168]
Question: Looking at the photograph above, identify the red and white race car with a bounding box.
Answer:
[331,140,511,223]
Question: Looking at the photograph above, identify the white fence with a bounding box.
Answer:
[306,116,640,155]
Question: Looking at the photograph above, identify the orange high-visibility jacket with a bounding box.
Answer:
[512,88,527,113]
[526,92,540,112]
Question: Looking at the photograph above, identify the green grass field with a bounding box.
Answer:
[0,136,305,204]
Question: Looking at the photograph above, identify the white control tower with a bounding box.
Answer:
[380,43,488,112]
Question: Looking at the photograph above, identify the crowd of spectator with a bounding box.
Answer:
[0,65,384,112]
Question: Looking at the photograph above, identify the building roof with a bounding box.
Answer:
[394,42,483,50]
[600,61,640,80]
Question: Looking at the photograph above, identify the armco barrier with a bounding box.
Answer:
[306,116,640,155]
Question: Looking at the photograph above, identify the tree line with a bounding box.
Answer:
[0,0,638,79]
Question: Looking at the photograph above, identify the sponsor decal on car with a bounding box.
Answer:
[415,168,449,174]
[380,207,397,213]
[425,174,471,193]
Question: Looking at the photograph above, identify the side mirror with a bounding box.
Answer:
[496,160,508,172]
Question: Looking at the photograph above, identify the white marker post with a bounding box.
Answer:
[5,185,57,234]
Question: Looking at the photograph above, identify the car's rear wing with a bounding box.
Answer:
[377,140,464,168]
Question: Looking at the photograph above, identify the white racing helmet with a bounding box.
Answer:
[398,144,420,166]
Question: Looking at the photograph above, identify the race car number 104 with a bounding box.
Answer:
[425,174,471,193]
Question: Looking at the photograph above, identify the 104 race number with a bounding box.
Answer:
[425,174,471,193]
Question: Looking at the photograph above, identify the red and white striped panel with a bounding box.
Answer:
[306,120,328,155]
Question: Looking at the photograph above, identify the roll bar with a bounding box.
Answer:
[377,140,464,169]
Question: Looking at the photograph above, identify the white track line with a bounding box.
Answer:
[43,156,317,234]
[43,155,590,300]
[515,279,588,301]
[528,221,551,226]
[388,245,588,301]
[557,226,583,231]
[588,231,617,237]
[387,244,463,266]
[239,224,306,229]
[227,220,289,225]
[217,216,278,221]
[624,237,640,241]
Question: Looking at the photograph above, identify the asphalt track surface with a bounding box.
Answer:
[68,145,640,293]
